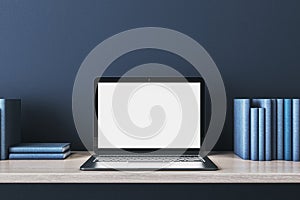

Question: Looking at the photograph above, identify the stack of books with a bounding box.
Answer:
[9,143,71,159]
[234,98,300,161]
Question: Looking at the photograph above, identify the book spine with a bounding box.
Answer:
[9,152,71,159]
[0,108,1,154]
[252,99,272,161]
[250,108,259,161]
[277,99,284,160]
[258,108,265,161]
[271,99,277,160]
[9,146,70,153]
[234,99,250,160]
[292,99,300,161]
[0,99,6,160]
[284,99,292,161]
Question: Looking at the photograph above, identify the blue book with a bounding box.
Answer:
[258,108,265,161]
[284,99,292,161]
[0,99,21,160]
[9,143,70,153]
[252,99,272,161]
[271,99,277,160]
[250,108,259,161]
[9,151,71,160]
[292,99,300,161]
[277,99,284,160]
[234,99,250,160]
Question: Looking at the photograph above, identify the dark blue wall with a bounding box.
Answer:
[1,0,300,150]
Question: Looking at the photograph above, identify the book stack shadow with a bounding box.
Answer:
[9,143,71,160]
[234,98,300,161]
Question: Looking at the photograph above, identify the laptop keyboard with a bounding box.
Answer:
[94,156,204,162]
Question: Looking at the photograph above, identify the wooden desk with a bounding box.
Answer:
[0,151,299,183]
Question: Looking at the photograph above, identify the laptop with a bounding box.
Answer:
[80,77,218,170]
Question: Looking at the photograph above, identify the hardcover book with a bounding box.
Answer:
[234,99,250,160]
[9,151,71,160]
[0,99,21,160]
[258,108,265,161]
[277,99,284,160]
[284,99,292,161]
[250,108,259,161]
[292,99,300,161]
[9,143,70,153]
[252,99,272,161]
[271,99,277,160]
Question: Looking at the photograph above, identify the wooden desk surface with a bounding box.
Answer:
[0,151,299,183]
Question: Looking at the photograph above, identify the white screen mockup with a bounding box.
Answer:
[98,82,201,149]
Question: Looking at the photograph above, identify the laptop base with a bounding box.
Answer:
[80,155,218,171]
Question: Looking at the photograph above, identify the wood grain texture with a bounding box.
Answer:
[0,151,300,183]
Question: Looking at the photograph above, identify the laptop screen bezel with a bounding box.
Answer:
[94,77,205,155]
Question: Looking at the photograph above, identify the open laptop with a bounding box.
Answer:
[80,77,218,170]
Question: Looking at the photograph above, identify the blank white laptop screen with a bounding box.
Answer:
[97,82,201,149]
